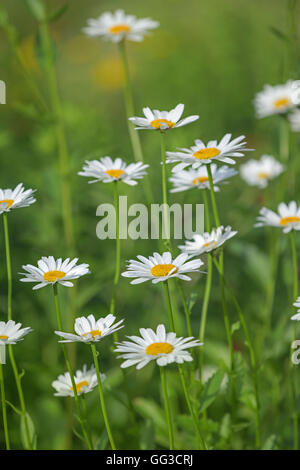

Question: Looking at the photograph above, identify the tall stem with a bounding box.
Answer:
[160,131,171,248]
[110,182,121,317]
[163,281,175,331]
[160,366,174,450]
[3,214,12,321]
[0,362,10,450]
[52,285,93,450]
[90,344,116,450]
[290,230,299,450]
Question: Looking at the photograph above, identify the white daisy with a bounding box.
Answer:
[255,201,300,233]
[0,320,32,345]
[0,183,36,215]
[20,256,90,290]
[115,324,202,369]
[52,364,105,397]
[240,155,284,188]
[254,80,298,118]
[291,297,300,321]
[169,164,237,193]
[122,251,203,285]
[128,104,199,131]
[83,9,159,43]
[55,314,124,343]
[78,157,149,186]
[166,134,252,171]
[289,108,300,132]
[179,226,237,257]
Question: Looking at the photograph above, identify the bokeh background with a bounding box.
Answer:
[0,0,299,450]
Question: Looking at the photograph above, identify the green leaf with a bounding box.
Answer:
[187,292,198,313]
[47,4,69,23]
[231,321,240,335]
[262,434,277,450]
[23,0,46,21]
[20,412,37,450]
[6,400,22,416]
[95,430,108,450]
[269,27,290,42]
[198,369,225,413]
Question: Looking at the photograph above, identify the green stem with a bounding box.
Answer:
[163,281,175,331]
[177,282,193,337]
[80,395,93,447]
[206,164,220,226]
[0,362,10,450]
[53,285,93,450]
[178,365,207,450]
[198,255,213,383]
[110,182,121,317]
[160,366,174,450]
[160,131,171,247]
[3,214,12,321]
[290,230,299,450]
[90,344,116,450]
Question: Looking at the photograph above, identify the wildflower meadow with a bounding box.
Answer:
[1,0,300,453]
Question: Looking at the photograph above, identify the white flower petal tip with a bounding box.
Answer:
[122,251,203,284]
[129,104,199,131]
[179,226,237,257]
[115,324,202,369]
[83,10,159,43]
[254,80,299,118]
[169,164,237,193]
[0,183,36,215]
[255,201,300,233]
[78,156,149,185]
[0,320,32,345]
[52,364,105,397]
[20,256,90,290]
[54,314,124,344]
[240,155,284,188]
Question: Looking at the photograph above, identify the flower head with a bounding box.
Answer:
[166,134,252,171]
[179,226,237,257]
[20,256,90,290]
[52,364,105,397]
[291,297,300,321]
[83,10,159,43]
[129,104,199,131]
[78,157,149,186]
[255,201,300,233]
[240,155,284,188]
[254,80,298,118]
[115,324,202,369]
[55,314,124,344]
[0,183,36,215]
[289,108,300,132]
[122,251,203,285]
[169,164,237,193]
[0,320,32,345]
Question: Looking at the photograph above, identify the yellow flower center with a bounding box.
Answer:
[192,176,209,185]
[109,24,131,34]
[105,169,125,179]
[43,270,66,282]
[0,199,14,208]
[150,119,176,129]
[0,335,8,340]
[193,147,221,160]
[146,342,174,355]
[204,241,217,248]
[71,380,89,394]
[151,264,178,277]
[274,97,290,109]
[258,172,269,180]
[82,330,102,340]
[279,216,300,226]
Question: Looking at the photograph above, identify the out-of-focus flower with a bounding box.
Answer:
[169,164,237,192]
[0,320,32,345]
[254,81,298,118]
[129,104,199,131]
[288,108,300,132]
[52,364,105,397]
[0,183,36,215]
[240,155,284,188]
[78,157,148,185]
[255,201,300,233]
[179,226,237,256]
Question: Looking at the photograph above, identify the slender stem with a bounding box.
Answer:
[160,366,174,450]
[80,395,93,447]
[53,285,93,450]
[0,362,10,450]
[290,230,299,450]
[206,165,220,226]
[110,182,121,317]
[160,131,171,247]
[3,214,12,321]
[177,282,193,337]
[90,344,116,450]
[163,281,175,331]
[178,365,207,450]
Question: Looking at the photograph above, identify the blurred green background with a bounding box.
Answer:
[0,0,299,450]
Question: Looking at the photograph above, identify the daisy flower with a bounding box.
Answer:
[166,134,252,171]
[55,314,124,343]
[179,226,237,257]
[115,324,202,369]
[78,157,149,186]
[255,201,300,233]
[52,364,105,397]
[128,104,199,131]
[20,256,90,290]
[240,155,284,188]
[0,183,36,215]
[291,297,300,321]
[0,320,32,345]
[289,108,300,132]
[169,164,237,193]
[122,251,203,284]
[254,80,298,118]
[83,9,159,43]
